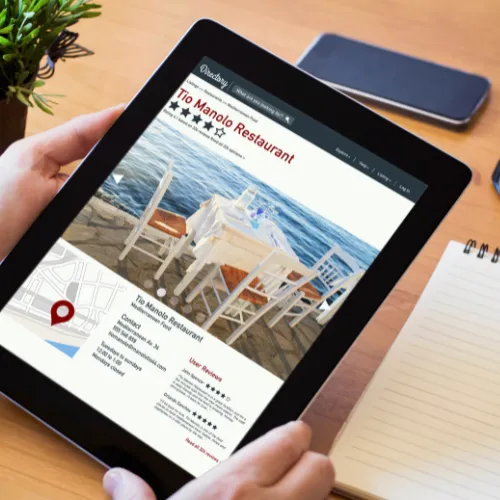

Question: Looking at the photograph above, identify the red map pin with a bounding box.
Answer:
[50,300,75,326]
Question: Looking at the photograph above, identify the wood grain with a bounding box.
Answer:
[2,0,500,498]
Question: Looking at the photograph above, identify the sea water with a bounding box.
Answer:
[101,121,379,296]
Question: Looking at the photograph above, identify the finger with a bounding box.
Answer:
[272,451,335,500]
[20,104,125,176]
[217,421,312,486]
[53,172,70,191]
[103,468,156,500]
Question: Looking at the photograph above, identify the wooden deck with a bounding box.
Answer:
[64,196,325,380]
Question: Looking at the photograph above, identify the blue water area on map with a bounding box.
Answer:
[46,341,79,358]
[100,119,379,294]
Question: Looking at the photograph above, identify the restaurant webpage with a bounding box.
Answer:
[0,57,426,476]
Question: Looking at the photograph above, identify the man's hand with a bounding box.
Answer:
[0,105,124,260]
[103,421,334,500]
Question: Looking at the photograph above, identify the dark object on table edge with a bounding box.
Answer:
[38,29,94,79]
[491,160,500,197]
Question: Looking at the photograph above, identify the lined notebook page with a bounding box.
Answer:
[330,241,500,500]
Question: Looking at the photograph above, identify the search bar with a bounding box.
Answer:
[230,85,295,126]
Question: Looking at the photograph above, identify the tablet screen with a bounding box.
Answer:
[0,57,426,476]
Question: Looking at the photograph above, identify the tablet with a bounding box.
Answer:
[0,20,470,496]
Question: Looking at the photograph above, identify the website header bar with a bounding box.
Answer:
[194,57,426,202]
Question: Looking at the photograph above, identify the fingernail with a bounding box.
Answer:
[103,470,122,495]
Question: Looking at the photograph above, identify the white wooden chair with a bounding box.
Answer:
[316,270,365,325]
[268,246,362,328]
[119,161,187,265]
[185,249,317,345]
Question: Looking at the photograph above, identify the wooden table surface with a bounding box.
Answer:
[2,0,500,498]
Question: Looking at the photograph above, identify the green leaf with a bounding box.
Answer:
[23,43,36,60]
[22,22,32,32]
[46,23,65,39]
[41,97,58,105]
[3,53,15,62]
[20,26,39,44]
[58,0,72,11]
[52,14,74,26]
[80,11,100,18]
[45,0,57,21]
[34,0,50,9]
[69,2,100,12]
[16,89,33,107]
[67,1,85,11]
[0,9,7,28]
[0,24,12,34]
[17,69,29,83]
[35,92,59,106]
[0,35,13,47]
[32,79,45,88]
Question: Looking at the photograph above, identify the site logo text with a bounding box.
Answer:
[199,64,229,90]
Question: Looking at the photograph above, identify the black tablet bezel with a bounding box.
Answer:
[0,19,471,497]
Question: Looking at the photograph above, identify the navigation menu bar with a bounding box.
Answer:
[194,57,426,202]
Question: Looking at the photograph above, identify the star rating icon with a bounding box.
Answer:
[214,127,226,138]
[167,105,225,139]
[205,383,228,399]
[192,410,217,429]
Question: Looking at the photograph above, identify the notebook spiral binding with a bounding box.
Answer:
[464,239,500,263]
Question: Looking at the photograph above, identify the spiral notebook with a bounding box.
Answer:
[330,240,500,500]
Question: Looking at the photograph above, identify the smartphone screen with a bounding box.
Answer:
[298,34,490,125]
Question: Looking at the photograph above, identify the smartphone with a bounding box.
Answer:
[297,33,490,128]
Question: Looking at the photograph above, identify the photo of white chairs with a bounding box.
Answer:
[268,246,365,328]
[119,160,189,267]
[184,249,317,344]
[119,178,364,338]
[118,174,365,343]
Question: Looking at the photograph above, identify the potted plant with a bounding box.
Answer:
[0,0,101,153]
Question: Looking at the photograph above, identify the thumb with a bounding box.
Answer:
[103,468,157,500]
[17,104,125,177]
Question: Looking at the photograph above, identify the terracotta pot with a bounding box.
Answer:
[0,96,28,155]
